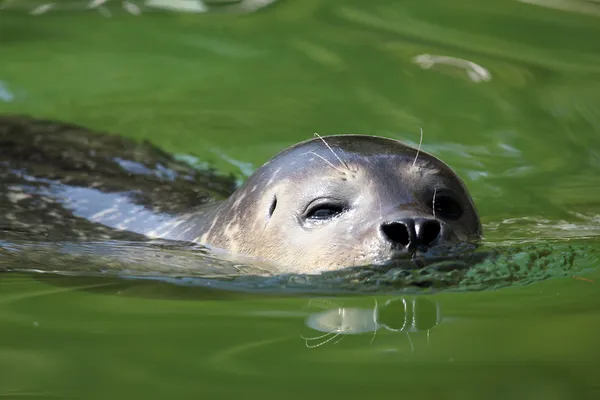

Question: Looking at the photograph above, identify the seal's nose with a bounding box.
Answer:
[381,217,441,250]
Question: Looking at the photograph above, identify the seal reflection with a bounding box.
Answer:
[302,297,442,350]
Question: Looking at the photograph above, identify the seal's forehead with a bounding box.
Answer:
[242,134,471,203]
[283,135,417,158]
[264,135,452,176]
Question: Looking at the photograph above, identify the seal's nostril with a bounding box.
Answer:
[418,220,441,246]
[382,218,442,250]
[381,221,411,246]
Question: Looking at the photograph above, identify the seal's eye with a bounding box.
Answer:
[430,195,463,220]
[306,204,345,220]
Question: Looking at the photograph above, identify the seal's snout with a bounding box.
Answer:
[381,217,442,251]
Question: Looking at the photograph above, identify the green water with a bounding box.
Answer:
[1,0,600,398]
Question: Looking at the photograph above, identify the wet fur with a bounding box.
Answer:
[0,116,482,273]
[0,115,236,242]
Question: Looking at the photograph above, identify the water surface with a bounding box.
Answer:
[1,0,600,398]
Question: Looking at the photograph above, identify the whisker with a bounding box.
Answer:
[406,332,415,353]
[302,331,343,348]
[378,191,383,222]
[301,331,337,341]
[412,126,424,167]
[332,335,345,345]
[301,151,346,174]
[432,187,437,217]
[314,132,350,170]
[369,297,379,345]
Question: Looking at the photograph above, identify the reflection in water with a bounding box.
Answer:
[517,0,600,16]
[3,0,279,15]
[303,297,441,350]
[142,0,206,13]
[0,81,14,102]
[412,54,492,83]
[484,215,600,241]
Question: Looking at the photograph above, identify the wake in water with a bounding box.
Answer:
[0,233,594,295]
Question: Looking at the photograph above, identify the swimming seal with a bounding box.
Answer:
[0,116,482,273]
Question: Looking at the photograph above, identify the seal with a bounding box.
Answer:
[0,115,481,273]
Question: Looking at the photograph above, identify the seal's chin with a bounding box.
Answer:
[383,241,479,269]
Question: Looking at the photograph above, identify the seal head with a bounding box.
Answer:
[194,135,482,273]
